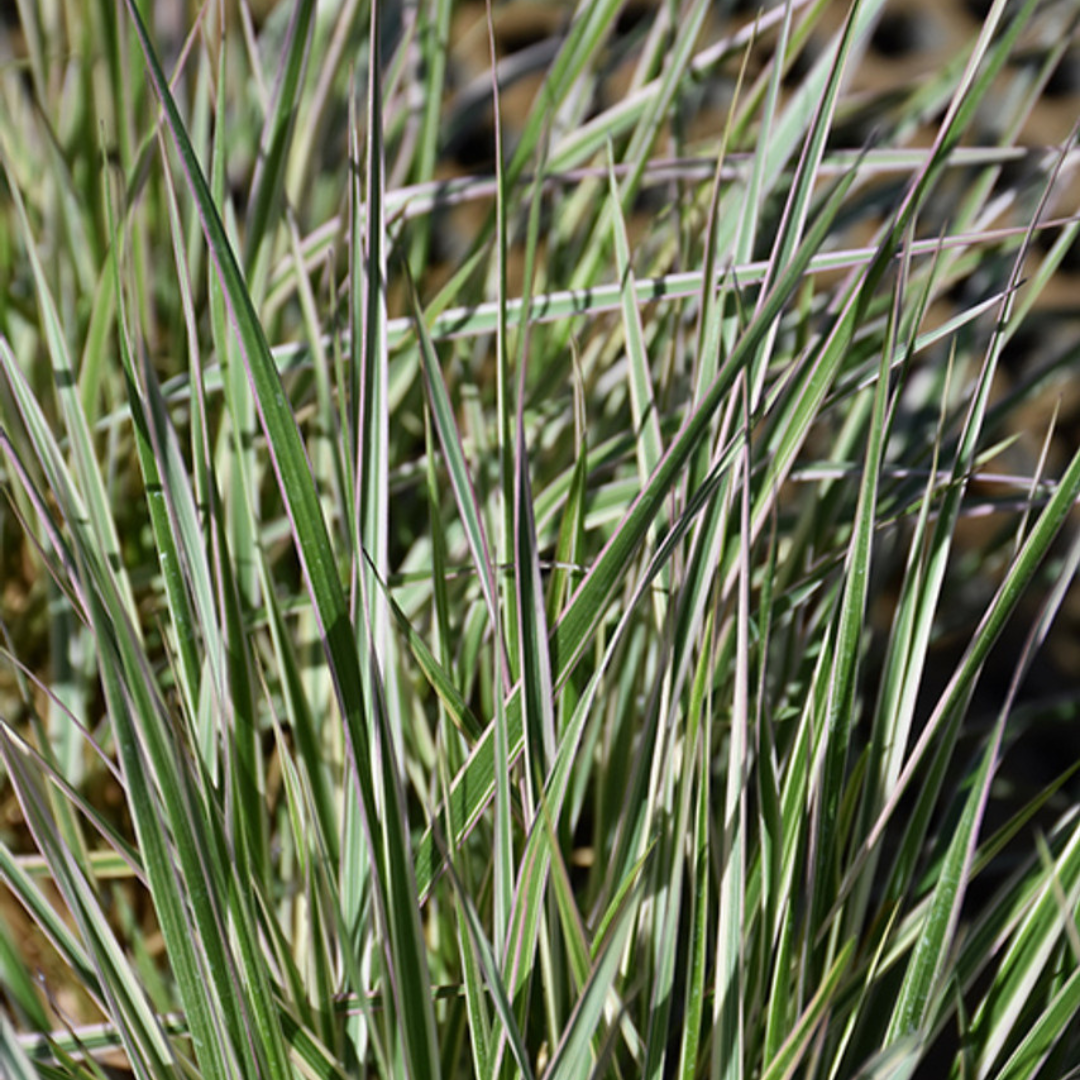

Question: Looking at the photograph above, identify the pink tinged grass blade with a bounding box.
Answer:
[808,267,896,951]
[157,125,234,778]
[450,80,519,847]
[352,7,390,640]
[287,206,351,575]
[437,840,535,1080]
[875,457,1080,1023]
[885,722,1002,1045]
[712,408,753,1080]
[353,5,411,877]
[501,452,733,1020]
[501,594,654,1006]
[447,831,494,1080]
[969,820,1080,1078]
[338,98,372,1013]
[81,550,274,1078]
[675,641,713,1080]
[139,150,228,742]
[642,609,714,1080]
[955,526,1080,1075]
[484,0,517,690]
[854,247,1075,883]
[991,963,1080,1080]
[406,230,517,954]
[117,174,267,889]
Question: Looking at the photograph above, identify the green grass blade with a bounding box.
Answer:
[0,1008,38,1080]
[407,272,503,663]
[607,151,663,486]
[244,0,317,271]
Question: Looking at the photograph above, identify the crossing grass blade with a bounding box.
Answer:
[0,159,137,630]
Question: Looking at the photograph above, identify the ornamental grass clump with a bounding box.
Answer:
[1,0,1080,1077]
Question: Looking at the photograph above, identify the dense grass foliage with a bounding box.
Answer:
[2,0,1080,1077]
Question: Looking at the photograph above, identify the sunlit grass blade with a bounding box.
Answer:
[549,159,859,690]
[0,1007,38,1080]
[991,955,1080,1080]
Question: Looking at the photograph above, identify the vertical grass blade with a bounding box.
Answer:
[120,4,442,1076]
